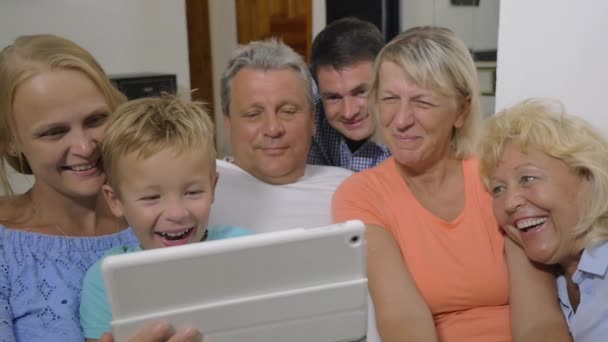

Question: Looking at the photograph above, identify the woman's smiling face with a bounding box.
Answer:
[489,142,589,266]
[377,61,466,170]
[11,69,111,199]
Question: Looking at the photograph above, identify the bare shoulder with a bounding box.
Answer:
[0,194,30,228]
[0,195,15,222]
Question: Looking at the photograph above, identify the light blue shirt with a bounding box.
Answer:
[557,241,608,341]
[79,226,251,339]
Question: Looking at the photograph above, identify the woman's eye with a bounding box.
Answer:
[381,96,398,103]
[86,114,108,127]
[521,176,536,184]
[415,100,434,108]
[491,185,505,197]
[39,128,68,139]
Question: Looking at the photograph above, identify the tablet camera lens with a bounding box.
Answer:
[350,235,360,244]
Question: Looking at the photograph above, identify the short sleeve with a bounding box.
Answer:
[331,172,385,227]
[208,226,252,240]
[0,238,16,342]
[79,256,113,339]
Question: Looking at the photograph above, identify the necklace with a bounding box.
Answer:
[30,202,69,237]
[30,201,122,237]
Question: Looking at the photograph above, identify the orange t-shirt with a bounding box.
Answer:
[333,157,511,342]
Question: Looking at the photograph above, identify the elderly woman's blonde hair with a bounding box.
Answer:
[368,26,481,158]
[102,94,216,192]
[0,34,126,194]
[479,98,608,247]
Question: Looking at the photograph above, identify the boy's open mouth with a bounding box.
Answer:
[156,227,195,242]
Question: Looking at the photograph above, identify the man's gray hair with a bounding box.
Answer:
[220,38,314,116]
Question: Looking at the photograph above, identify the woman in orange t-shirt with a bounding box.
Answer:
[333,26,569,342]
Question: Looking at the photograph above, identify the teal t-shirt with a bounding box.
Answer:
[79,226,251,339]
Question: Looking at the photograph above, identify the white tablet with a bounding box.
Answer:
[102,220,368,342]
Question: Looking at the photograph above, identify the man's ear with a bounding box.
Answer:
[222,113,232,141]
[102,184,124,218]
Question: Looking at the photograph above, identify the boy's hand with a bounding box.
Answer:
[99,321,202,342]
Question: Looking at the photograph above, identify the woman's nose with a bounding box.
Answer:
[504,189,526,214]
[394,102,415,129]
[68,130,97,157]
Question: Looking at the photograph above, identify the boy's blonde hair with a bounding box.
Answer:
[479,98,608,248]
[0,34,126,194]
[102,94,216,191]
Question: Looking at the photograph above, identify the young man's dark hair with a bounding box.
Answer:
[310,17,384,79]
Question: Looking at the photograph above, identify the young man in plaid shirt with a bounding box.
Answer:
[308,17,391,172]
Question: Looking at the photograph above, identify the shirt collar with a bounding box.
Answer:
[338,136,390,156]
[577,241,608,277]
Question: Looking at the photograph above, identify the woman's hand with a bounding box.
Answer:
[99,322,201,342]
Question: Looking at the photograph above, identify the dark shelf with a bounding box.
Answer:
[109,73,177,100]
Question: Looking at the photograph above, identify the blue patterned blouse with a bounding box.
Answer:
[0,225,138,342]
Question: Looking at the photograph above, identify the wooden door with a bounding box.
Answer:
[185,0,214,113]
[235,0,312,61]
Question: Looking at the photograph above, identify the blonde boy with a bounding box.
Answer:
[79,95,249,341]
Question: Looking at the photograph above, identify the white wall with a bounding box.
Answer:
[312,0,327,38]
[0,0,190,92]
[496,0,608,133]
[0,0,190,194]
[401,0,500,51]
[401,0,500,117]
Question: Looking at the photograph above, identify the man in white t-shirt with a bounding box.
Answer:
[208,38,353,233]
[210,159,351,233]
[210,39,379,342]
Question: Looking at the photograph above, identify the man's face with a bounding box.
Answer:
[316,60,376,142]
[223,67,314,185]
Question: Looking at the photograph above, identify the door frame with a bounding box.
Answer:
[185,0,215,120]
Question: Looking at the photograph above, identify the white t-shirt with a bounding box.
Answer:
[209,159,380,342]
[209,159,353,233]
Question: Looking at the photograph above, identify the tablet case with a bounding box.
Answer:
[102,220,368,342]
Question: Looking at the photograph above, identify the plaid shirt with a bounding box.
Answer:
[307,82,391,172]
